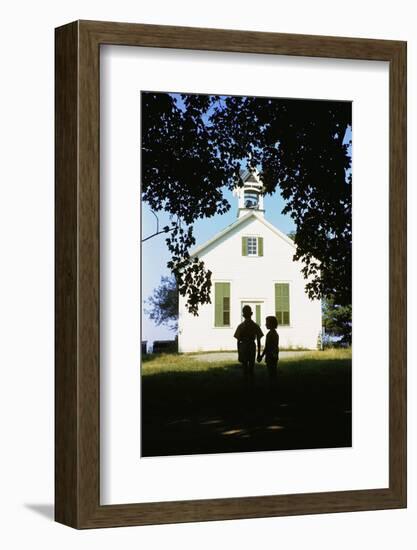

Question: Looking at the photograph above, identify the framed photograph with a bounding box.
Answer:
[55,20,406,528]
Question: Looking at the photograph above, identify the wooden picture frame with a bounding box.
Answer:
[55,20,407,529]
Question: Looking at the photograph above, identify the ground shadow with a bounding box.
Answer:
[141,357,352,457]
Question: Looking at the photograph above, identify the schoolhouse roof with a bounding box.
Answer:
[190,211,295,258]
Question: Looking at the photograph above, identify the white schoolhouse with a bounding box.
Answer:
[178,170,322,352]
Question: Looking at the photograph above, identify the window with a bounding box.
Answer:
[214,282,231,327]
[244,190,259,208]
[247,236,257,256]
[275,283,290,326]
[242,236,264,257]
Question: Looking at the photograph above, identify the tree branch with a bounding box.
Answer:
[142,226,175,243]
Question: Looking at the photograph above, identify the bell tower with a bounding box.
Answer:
[233,169,265,218]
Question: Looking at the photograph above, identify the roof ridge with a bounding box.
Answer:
[190,212,294,258]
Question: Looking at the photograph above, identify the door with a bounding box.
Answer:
[241,301,263,326]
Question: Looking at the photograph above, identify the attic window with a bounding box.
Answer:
[247,236,258,256]
[242,236,264,257]
[244,190,259,209]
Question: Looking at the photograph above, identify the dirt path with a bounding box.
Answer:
[189,350,309,363]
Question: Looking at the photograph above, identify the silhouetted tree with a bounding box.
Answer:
[145,276,178,331]
[323,297,352,344]
[142,92,352,313]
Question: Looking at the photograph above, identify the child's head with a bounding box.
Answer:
[265,316,278,329]
[242,305,253,319]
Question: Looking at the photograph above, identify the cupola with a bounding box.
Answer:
[233,169,265,218]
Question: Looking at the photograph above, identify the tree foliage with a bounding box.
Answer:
[322,297,352,344]
[142,93,233,314]
[145,276,179,331]
[142,92,352,313]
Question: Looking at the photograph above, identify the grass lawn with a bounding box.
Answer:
[141,348,352,457]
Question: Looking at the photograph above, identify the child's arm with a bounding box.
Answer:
[258,333,268,362]
[256,335,262,359]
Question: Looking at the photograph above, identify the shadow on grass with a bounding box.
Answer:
[141,357,352,457]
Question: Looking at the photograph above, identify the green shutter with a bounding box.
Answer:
[275,283,290,326]
[215,282,230,327]
[255,304,261,325]
[242,237,248,256]
[258,237,263,256]
[223,296,230,326]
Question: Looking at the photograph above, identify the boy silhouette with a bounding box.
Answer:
[258,315,279,381]
[234,305,263,383]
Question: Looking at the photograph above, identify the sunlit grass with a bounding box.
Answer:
[142,348,351,376]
